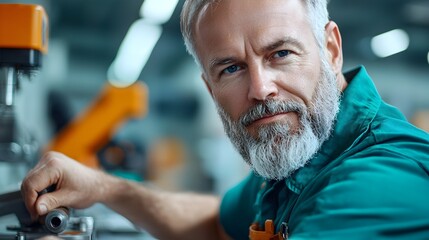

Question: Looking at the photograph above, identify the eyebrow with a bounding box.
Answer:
[262,37,305,53]
[207,37,305,74]
[208,57,239,75]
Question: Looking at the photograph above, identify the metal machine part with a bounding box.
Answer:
[0,66,20,161]
[0,216,94,240]
[0,190,32,227]
[0,67,16,107]
[0,3,48,163]
[1,215,94,240]
[0,189,68,231]
[0,190,94,240]
[0,71,37,164]
[44,207,69,234]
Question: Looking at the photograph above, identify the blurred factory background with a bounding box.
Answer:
[1,0,429,196]
[0,0,428,238]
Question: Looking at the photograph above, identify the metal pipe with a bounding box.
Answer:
[0,67,17,148]
[44,207,70,234]
[0,66,17,106]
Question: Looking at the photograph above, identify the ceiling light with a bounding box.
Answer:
[108,19,162,87]
[371,29,410,58]
[140,0,179,24]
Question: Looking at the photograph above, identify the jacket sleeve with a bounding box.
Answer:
[289,150,429,240]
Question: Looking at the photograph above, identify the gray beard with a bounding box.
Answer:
[215,59,341,180]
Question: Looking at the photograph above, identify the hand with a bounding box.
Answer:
[21,151,105,220]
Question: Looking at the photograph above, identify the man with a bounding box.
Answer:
[21,0,429,239]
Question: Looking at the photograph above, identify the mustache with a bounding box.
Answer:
[240,100,305,126]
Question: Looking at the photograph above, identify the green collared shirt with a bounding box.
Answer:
[220,66,429,239]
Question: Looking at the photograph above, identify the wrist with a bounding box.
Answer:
[95,171,128,206]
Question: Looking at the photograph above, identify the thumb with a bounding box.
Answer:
[36,192,64,215]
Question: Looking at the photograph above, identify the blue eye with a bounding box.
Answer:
[273,50,290,58]
[222,65,241,74]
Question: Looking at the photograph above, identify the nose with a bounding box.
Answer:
[247,64,278,101]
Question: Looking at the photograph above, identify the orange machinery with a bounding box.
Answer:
[46,82,148,168]
[0,3,148,168]
[0,4,48,54]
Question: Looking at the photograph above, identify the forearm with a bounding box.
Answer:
[99,174,226,239]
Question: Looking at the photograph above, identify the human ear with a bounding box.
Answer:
[324,21,343,75]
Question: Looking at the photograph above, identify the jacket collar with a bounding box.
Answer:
[285,66,381,194]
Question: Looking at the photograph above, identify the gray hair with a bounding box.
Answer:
[180,0,330,69]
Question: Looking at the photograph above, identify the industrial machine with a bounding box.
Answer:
[0,189,94,240]
[0,3,47,164]
[0,4,95,239]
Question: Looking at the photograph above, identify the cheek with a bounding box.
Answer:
[212,82,249,121]
[304,55,324,102]
[276,64,321,106]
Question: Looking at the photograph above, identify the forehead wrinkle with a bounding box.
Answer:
[195,0,311,75]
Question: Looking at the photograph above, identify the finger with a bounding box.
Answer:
[21,152,64,219]
[21,173,56,220]
[35,192,62,215]
[36,188,83,216]
[21,176,41,220]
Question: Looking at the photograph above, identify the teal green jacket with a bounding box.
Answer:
[220,66,429,239]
